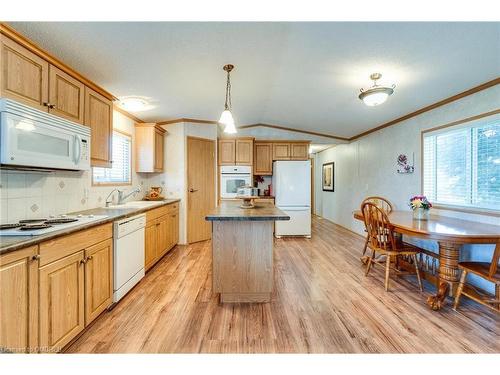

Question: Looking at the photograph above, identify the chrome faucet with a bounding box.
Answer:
[105,186,141,207]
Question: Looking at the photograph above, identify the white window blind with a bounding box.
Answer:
[423,113,500,211]
[93,131,131,185]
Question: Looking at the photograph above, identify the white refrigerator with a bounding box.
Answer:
[272,160,311,237]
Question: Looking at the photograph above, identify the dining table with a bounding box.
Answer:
[353,210,500,310]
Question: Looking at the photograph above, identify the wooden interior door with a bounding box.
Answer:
[187,136,215,243]
[84,239,113,326]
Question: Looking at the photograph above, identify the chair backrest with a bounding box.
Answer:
[361,202,397,253]
[361,196,393,214]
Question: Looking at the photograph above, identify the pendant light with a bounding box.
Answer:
[359,73,395,107]
[219,64,237,134]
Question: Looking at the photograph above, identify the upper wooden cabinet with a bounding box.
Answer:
[290,143,309,160]
[254,142,273,175]
[49,65,85,124]
[0,28,115,168]
[0,246,38,353]
[218,139,236,165]
[85,87,113,168]
[0,35,49,111]
[218,138,254,165]
[273,143,290,160]
[135,123,166,173]
[235,139,253,165]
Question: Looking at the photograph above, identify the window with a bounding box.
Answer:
[93,131,132,185]
[423,113,500,212]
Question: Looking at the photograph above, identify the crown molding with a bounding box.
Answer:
[157,118,218,125]
[113,105,145,123]
[239,123,350,142]
[349,77,500,141]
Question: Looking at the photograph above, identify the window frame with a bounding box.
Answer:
[92,128,133,187]
[420,109,500,217]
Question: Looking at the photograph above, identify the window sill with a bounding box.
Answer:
[92,181,132,187]
[433,204,500,218]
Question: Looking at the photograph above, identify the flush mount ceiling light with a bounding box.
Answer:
[219,64,237,134]
[358,73,396,107]
[117,96,154,112]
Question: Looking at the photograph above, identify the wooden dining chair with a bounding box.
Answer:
[453,243,500,313]
[361,202,423,292]
[360,196,393,259]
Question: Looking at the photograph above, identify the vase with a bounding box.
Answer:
[412,207,430,220]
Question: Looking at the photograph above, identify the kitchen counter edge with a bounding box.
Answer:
[0,199,181,255]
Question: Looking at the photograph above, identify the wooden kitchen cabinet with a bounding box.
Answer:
[135,123,166,173]
[290,142,309,160]
[144,203,180,271]
[145,223,158,271]
[0,245,38,353]
[272,143,290,160]
[218,138,254,166]
[235,139,253,165]
[39,251,85,351]
[218,139,236,165]
[85,86,113,168]
[254,142,273,175]
[84,239,113,326]
[0,35,49,111]
[48,65,85,124]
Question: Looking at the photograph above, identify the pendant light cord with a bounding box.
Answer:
[225,70,232,110]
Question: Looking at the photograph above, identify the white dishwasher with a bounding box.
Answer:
[113,214,146,303]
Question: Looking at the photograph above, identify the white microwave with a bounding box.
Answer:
[0,99,90,171]
[220,165,252,199]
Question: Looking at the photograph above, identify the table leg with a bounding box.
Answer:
[427,242,461,310]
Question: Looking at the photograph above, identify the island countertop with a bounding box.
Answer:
[205,201,290,221]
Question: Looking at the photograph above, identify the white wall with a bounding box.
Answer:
[315,85,500,293]
[0,110,155,223]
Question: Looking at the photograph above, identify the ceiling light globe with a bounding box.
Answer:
[362,92,389,106]
[219,109,234,126]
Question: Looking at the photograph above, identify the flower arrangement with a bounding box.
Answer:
[409,195,432,210]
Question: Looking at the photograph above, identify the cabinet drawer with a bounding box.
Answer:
[146,203,179,223]
[39,223,112,266]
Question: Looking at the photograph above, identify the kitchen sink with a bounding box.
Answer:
[104,201,165,209]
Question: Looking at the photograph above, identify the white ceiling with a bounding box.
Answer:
[9,22,500,138]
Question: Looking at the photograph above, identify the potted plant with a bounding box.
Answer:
[409,195,432,220]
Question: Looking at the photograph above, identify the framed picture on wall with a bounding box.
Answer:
[322,162,334,192]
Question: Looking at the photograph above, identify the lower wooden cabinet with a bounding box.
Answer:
[39,251,85,352]
[0,246,38,353]
[145,204,180,271]
[84,239,113,326]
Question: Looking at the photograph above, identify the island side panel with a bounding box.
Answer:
[212,220,273,302]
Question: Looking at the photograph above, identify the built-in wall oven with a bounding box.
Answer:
[220,165,252,198]
[0,98,90,171]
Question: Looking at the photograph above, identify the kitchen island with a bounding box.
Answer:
[206,201,290,303]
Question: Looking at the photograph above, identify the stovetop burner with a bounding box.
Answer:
[45,218,79,224]
[0,223,26,230]
[19,219,47,224]
[19,224,53,231]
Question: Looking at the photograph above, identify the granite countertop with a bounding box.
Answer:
[0,199,180,255]
[206,201,290,221]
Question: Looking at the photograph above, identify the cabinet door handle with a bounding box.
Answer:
[86,255,93,261]
[80,259,87,265]
[31,254,41,261]
[42,102,49,107]
[48,104,56,109]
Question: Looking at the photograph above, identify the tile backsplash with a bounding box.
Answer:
[0,169,158,224]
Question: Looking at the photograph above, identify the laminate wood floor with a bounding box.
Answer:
[66,216,500,353]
